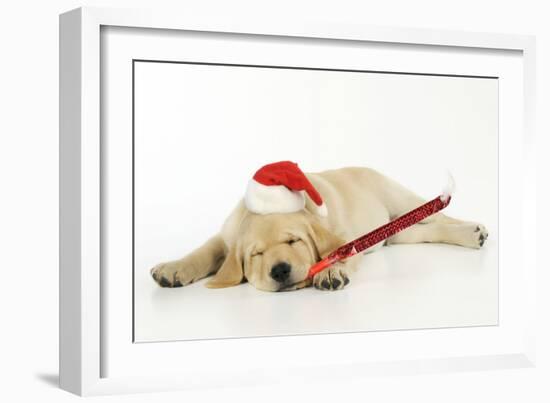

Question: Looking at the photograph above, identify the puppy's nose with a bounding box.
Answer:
[270,262,291,283]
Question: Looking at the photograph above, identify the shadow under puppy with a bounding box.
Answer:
[151,161,488,291]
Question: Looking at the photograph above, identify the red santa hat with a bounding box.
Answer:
[244,161,327,216]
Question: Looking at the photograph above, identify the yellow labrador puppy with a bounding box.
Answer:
[151,165,488,292]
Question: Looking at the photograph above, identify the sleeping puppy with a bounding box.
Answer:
[151,164,488,292]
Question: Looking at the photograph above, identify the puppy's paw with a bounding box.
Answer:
[457,223,489,249]
[458,223,488,249]
[473,224,489,248]
[150,260,193,288]
[313,264,350,291]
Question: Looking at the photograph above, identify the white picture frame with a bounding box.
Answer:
[59,6,537,396]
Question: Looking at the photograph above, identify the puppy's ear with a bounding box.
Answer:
[307,220,345,259]
[205,244,244,288]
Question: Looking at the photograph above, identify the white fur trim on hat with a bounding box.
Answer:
[244,179,305,215]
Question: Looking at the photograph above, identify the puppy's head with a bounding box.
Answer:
[206,211,343,291]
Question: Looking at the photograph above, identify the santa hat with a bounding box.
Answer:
[244,161,327,216]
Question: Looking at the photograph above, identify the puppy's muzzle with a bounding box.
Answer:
[270,262,291,283]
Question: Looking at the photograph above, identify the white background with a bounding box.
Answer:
[0,1,548,403]
[133,59,499,341]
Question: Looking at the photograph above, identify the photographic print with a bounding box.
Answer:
[132,60,498,342]
[59,10,536,395]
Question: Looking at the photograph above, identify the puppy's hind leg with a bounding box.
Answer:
[151,235,226,288]
[372,170,486,229]
[386,221,489,249]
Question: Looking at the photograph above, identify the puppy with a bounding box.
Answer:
[151,165,488,291]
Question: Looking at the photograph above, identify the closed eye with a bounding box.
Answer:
[251,251,263,257]
[287,238,301,245]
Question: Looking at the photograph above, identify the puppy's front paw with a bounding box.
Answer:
[313,264,350,291]
[150,260,192,288]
